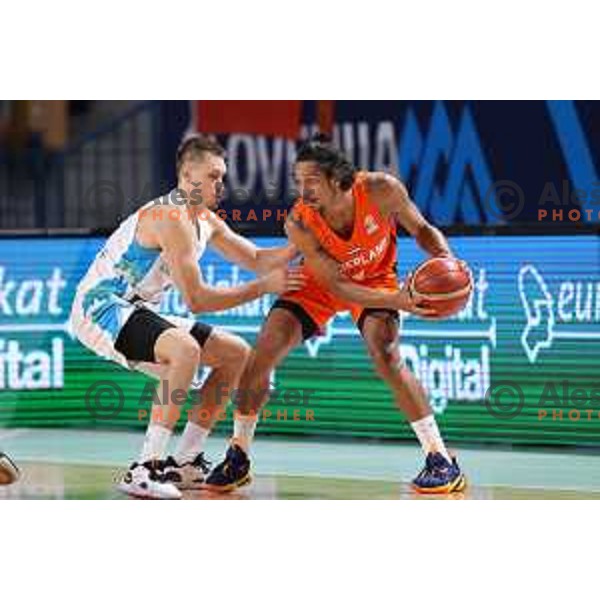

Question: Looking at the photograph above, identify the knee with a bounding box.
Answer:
[226,337,252,372]
[239,321,298,389]
[170,334,202,367]
[367,340,403,380]
[212,335,252,372]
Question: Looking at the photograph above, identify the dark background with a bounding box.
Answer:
[1,100,599,236]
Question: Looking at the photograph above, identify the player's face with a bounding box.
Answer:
[181,154,226,210]
[294,161,339,210]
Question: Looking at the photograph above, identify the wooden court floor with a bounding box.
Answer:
[1,429,599,500]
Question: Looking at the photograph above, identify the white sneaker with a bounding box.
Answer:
[0,452,20,485]
[117,461,182,500]
[162,453,211,490]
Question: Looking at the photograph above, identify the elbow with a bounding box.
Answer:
[187,301,203,314]
[189,301,204,314]
[326,277,349,301]
[328,280,344,298]
[184,295,205,314]
[415,223,450,256]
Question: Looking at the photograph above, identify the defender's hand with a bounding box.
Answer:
[261,266,306,295]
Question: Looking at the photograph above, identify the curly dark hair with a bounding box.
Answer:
[295,134,356,191]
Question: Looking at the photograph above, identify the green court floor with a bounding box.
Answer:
[1,428,599,499]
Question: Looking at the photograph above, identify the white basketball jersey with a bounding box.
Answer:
[76,192,214,310]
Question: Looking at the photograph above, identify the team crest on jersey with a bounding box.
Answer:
[364,214,379,235]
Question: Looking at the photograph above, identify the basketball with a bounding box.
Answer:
[409,256,473,318]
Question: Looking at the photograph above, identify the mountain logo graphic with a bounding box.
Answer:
[398,101,501,225]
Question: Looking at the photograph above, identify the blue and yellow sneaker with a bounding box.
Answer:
[202,442,252,492]
[412,452,466,494]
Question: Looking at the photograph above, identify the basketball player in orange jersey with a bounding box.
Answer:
[205,135,467,494]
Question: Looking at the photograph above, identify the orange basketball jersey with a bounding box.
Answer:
[292,172,398,288]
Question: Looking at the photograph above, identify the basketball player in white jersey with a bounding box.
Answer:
[70,134,304,499]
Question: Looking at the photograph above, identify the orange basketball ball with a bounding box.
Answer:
[409,256,473,318]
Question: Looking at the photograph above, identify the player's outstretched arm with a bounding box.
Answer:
[366,172,452,257]
[156,214,305,313]
[209,216,298,274]
[285,216,434,316]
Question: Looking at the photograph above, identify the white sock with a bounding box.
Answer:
[139,423,172,463]
[410,415,451,462]
[233,414,258,450]
[174,422,210,464]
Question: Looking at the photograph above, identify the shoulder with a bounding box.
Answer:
[140,203,196,251]
[140,200,190,222]
[201,208,224,236]
[286,198,313,230]
[363,171,409,213]
[285,209,318,250]
[363,171,404,197]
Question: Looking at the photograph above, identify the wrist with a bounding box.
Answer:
[432,249,452,258]
[394,289,411,310]
[256,276,269,295]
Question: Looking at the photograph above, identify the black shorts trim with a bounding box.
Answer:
[356,308,400,334]
[269,299,319,341]
[189,321,213,348]
[114,308,214,363]
[114,307,176,362]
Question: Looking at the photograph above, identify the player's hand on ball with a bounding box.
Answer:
[393,287,440,318]
[402,257,473,319]
[263,266,306,294]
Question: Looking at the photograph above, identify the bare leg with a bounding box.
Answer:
[188,330,251,430]
[161,329,252,484]
[237,308,304,417]
[360,311,451,460]
[118,327,203,498]
[202,309,304,491]
[203,308,304,455]
[135,328,201,465]
[152,328,202,428]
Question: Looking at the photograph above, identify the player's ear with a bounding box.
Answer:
[334,177,347,195]
[326,174,340,193]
